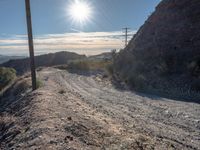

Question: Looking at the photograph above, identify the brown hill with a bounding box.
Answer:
[1,51,86,75]
[113,0,200,100]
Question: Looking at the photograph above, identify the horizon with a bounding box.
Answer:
[0,0,161,56]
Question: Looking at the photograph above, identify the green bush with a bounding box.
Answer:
[67,60,112,72]
[0,67,16,91]
[36,79,43,89]
[68,61,90,71]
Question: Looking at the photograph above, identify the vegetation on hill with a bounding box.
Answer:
[0,67,16,91]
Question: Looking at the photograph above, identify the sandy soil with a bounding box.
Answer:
[0,67,200,150]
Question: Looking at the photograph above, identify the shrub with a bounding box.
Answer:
[0,67,16,91]
[67,60,112,72]
[106,63,114,76]
[13,80,30,96]
[36,79,43,89]
[126,74,146,90]
[68,60,90,71]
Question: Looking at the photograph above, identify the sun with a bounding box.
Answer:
[68,0,92,24]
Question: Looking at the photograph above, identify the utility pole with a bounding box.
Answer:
[122,27,131,47]
[25,0,37,90]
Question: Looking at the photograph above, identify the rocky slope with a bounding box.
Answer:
[113,0,200,100]
[1,51,86,75]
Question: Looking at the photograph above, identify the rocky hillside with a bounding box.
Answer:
[113,0,200,100]
[1,51,86,75]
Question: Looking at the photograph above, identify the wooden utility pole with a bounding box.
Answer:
[122,27,131,47]
[25,0,37,90]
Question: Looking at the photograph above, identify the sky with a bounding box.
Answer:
[0,0,161,56]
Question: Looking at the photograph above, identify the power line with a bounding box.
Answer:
[25,0,37,90]
[122,27,131,47]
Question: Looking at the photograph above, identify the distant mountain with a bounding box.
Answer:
[0,55,25,64]
[113,0,200,100]
[1,51,86,75]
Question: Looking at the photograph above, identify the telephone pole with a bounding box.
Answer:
[122,27,131,47]
[25,0,37,90]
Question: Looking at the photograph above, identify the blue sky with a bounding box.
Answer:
[0,0,161,56]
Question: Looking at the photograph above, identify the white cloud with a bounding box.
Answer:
[0,30,136,56]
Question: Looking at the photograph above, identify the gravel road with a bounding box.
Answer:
[39,68,200,149]
[0,67,200,150]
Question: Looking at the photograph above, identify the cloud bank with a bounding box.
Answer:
[0,30,136,56]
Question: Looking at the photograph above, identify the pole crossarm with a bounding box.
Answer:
[122,27,131,47]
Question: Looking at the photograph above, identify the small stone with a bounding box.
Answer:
[67,117,72,121]
[65,135,73,141]
[50,140,58,145]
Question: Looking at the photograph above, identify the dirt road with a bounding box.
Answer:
[0,67,200,149]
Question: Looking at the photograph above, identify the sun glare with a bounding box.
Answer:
[68,0,92,24]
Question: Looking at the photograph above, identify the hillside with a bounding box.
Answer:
[0,55,25,64]
[113,0,200,100]
[1,51,86,75]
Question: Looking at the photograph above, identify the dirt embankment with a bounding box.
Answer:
[0,68,200,150]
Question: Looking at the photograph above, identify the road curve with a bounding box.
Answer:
[38,68,200,150]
